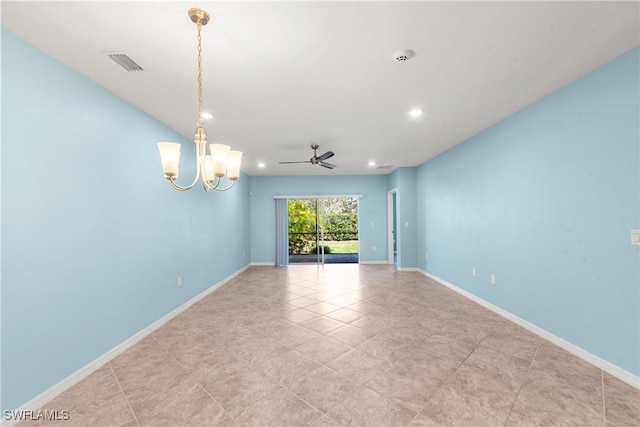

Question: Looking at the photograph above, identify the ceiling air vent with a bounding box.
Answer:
[377,165,393,170]
[108,53,143,72]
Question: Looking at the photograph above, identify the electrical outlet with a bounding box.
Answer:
[372,246,377,252]
[425,253,429,260]
[177,276,182,287]
[472,268,476,277]
[490,274,496,285]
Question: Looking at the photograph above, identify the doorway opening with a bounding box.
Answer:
[288,197,359,264]
[387,189,397,265]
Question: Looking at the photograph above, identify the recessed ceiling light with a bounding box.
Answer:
[200,112,213,120]
[258,162,266,168]
[408,108,423,117]
[368,161,376,167]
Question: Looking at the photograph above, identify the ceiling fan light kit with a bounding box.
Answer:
[279,144,337,169]
[157,8,243,192]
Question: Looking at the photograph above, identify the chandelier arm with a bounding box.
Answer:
[202,176,221,191]
[211,180,236,192]
[169,177,196,191]
[167,141,204,191]
[209,174,224,190]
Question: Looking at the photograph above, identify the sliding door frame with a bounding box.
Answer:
[274,194,363,266]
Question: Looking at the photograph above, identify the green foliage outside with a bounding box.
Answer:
[288,200,316,254]
[287,197,359,255]
[323,240,359,253]
[309,245,333,254]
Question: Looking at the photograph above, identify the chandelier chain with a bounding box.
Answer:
[196,21,204,128]
[156,8,242,193]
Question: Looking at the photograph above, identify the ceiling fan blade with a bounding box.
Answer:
[316,151,334,161]
[319,162,336,169]
[279,161,312,164]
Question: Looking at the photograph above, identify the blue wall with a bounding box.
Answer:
[417,47,640,376]
[1,30,250,411]
[249,175,388,263]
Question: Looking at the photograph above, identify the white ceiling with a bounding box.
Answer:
[2,1,639,176]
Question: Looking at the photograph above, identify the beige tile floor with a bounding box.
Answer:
[19,265,639,426]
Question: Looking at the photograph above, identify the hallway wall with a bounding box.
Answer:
[416,47,640,376]
[1,30,251,411]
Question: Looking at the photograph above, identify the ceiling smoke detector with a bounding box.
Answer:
[394,49,415,62]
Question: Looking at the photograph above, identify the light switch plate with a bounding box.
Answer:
[632,229,640,246]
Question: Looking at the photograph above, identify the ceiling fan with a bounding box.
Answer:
[279,144,337,169]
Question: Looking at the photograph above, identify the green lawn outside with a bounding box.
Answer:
[323,240,359,254]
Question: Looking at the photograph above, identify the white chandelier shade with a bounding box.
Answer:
[157,142,181,178]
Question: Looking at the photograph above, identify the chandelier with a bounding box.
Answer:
[157,8,242,192]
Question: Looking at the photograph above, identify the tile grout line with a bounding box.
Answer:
[348,352,438,426]
[502,343,542,427]
[403,333,477,426]
[149,335,242,425]
[601,369,607,427]
[277,383,330,424]
[403,369,450,426]
[323,373,372,425]
[187,314,277,369]
[108,362,141,427]
[292,363,371,425]
[245,318,383,423]
[161,312,340,425]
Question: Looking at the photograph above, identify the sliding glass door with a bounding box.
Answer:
[287,197,359,264]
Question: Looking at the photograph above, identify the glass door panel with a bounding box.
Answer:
[287,197,359,265]
[288,198,323,265]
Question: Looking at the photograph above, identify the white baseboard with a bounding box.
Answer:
[2,264,251,427]
[359,261,389,265]
[250,262,275,266]
[397,267,420,272]
[418,269,640,390]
